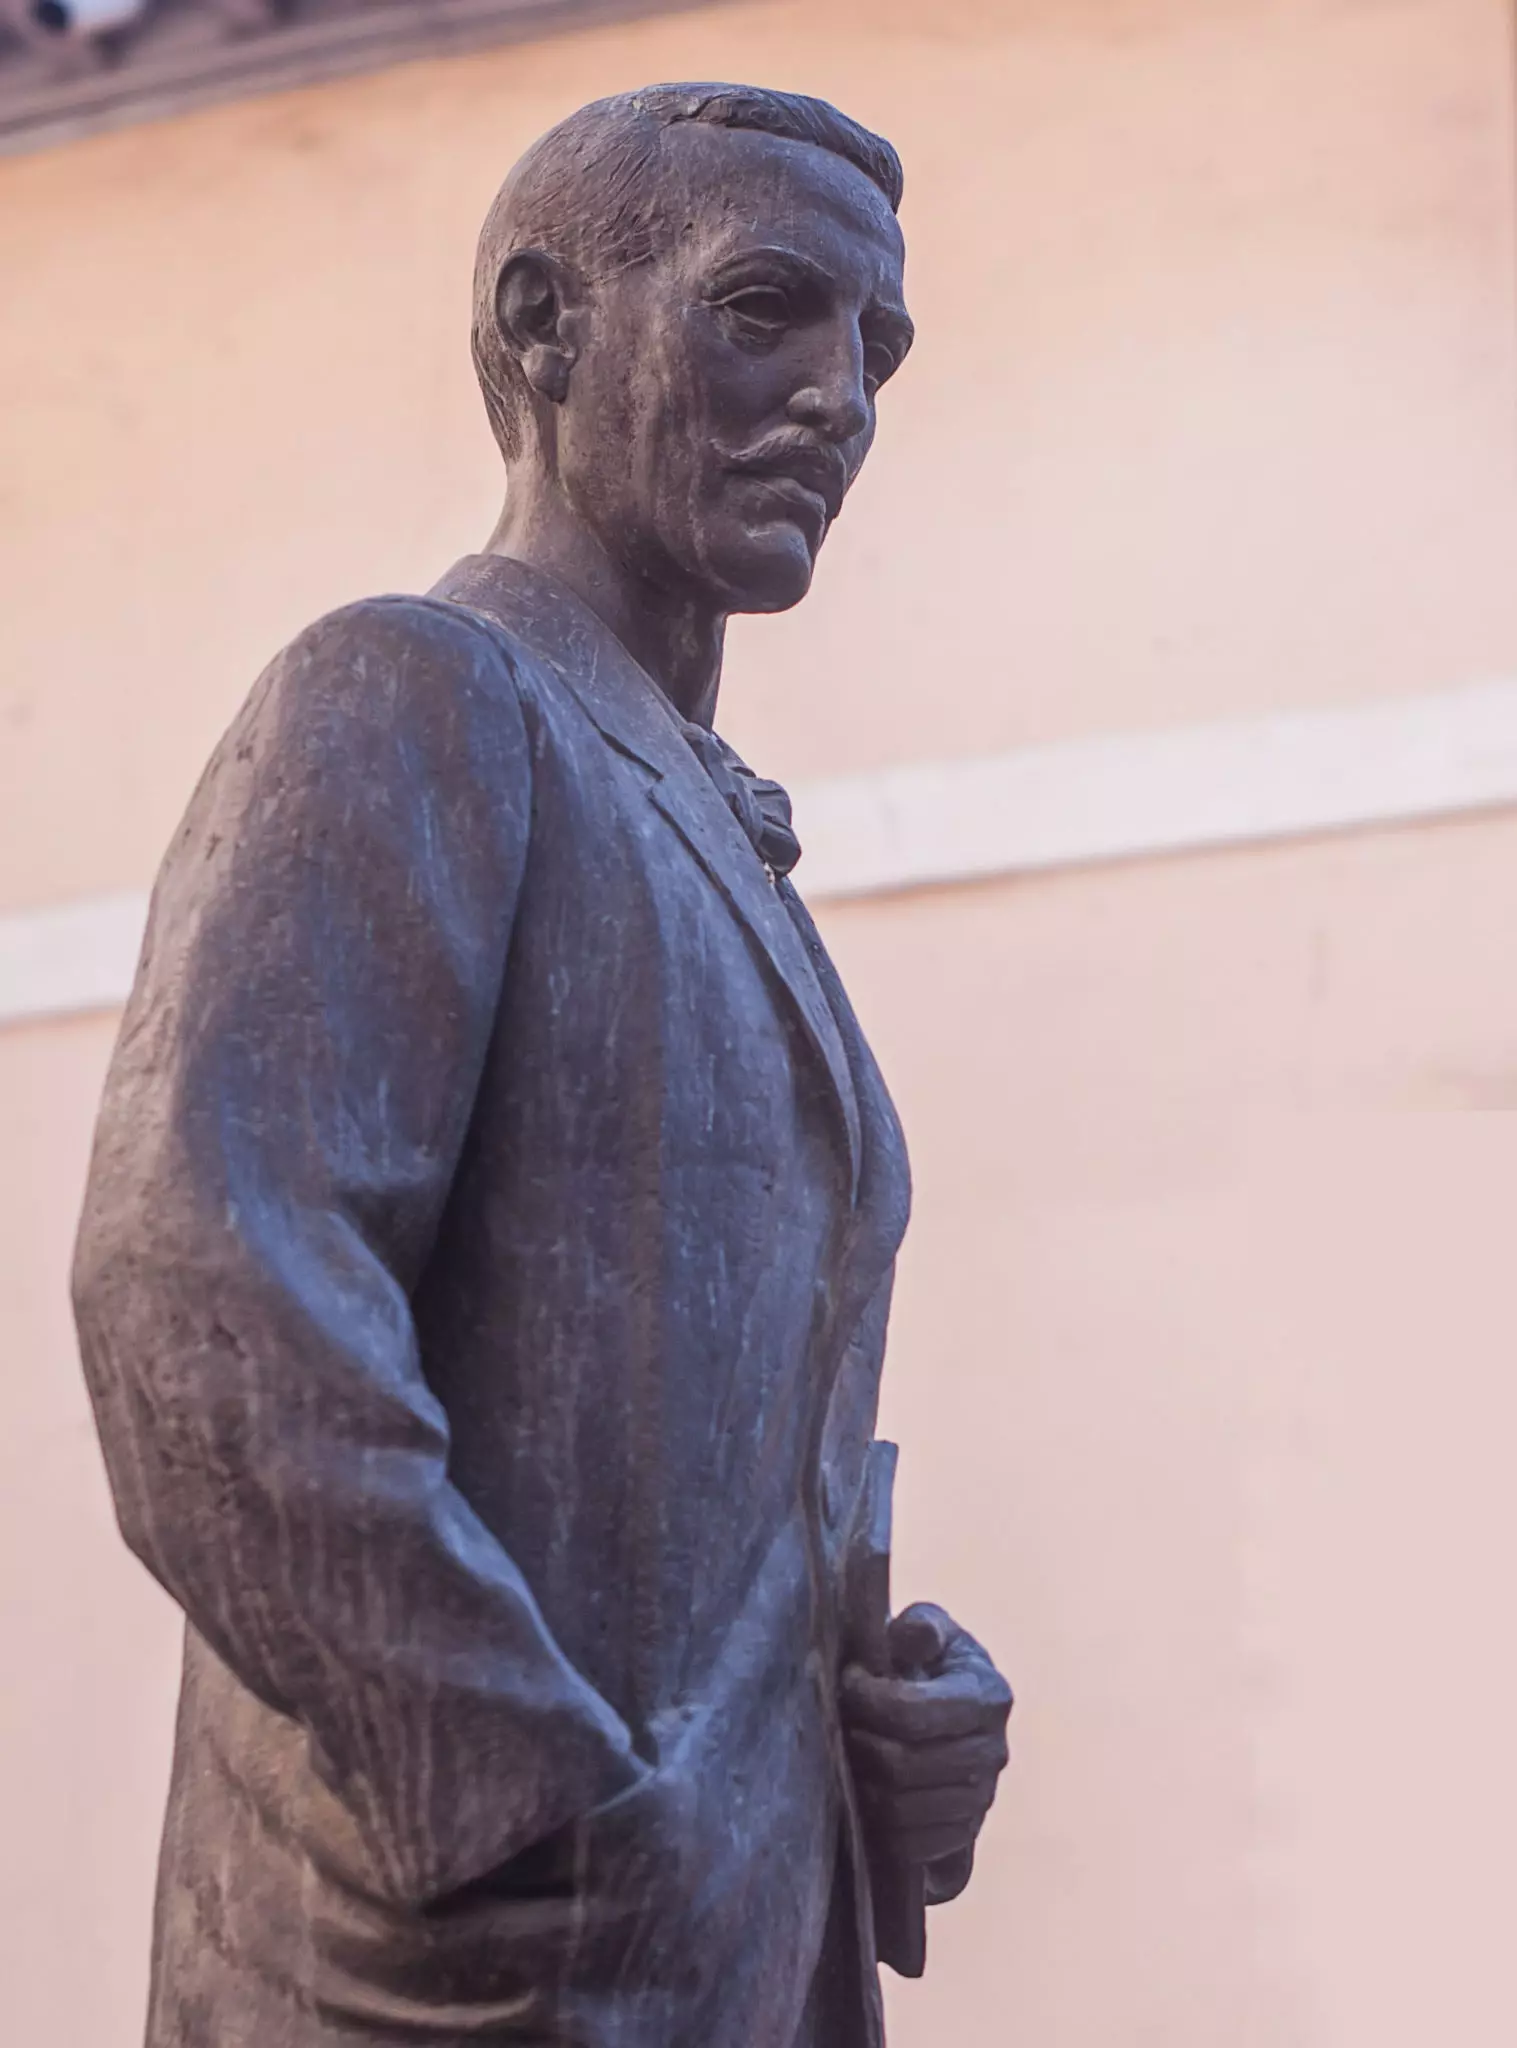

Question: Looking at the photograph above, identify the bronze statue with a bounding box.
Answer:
[72,84,1011,2048]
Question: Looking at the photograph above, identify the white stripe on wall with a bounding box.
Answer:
[7,677,1517,1029]
[794,676,1517,899]
[0,890,152,1029]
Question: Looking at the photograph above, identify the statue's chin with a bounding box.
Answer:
[712,522,819,616]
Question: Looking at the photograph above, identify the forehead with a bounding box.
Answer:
[657,122,906,300]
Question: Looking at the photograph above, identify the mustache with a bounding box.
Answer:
[719,432,851,521]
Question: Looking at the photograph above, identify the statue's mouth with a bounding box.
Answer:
[723,434,847,533]
[730,471,832,549]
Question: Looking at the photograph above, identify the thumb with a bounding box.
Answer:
[888,1601,956,1679]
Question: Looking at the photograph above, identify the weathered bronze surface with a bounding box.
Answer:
[73,84,1011,2048]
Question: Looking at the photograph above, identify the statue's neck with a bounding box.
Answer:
[484,483,726,728]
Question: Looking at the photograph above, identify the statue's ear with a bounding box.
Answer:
[494,249,587,406]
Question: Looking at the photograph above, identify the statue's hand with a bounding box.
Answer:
[840,1602,1011,1875]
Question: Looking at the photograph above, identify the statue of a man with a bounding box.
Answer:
[72,83,1011,2048]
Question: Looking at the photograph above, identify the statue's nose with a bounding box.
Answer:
[785,336,870,444]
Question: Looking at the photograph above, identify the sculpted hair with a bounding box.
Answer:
[471,82,904,460]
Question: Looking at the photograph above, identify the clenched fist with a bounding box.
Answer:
[841,1602,1011,1903]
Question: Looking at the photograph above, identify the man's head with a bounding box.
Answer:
[472,84,912,617]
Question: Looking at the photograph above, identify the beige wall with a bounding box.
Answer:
[838,817,1517,2044]
[4,0,1517,2042]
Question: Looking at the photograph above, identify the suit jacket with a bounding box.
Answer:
[72,554,913,2048]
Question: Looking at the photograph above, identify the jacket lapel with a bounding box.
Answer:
[429,556,863,1199]
[646,767,862,1199]
[782,880,910,1268]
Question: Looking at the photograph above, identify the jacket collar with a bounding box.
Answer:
[430,555,862,1198]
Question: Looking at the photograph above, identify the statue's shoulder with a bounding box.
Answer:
[278,591,527,690]
[196,595,542,827]
[244,590,542,744]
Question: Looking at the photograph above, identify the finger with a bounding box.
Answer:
[840,1664,1010,1744]
[923,1845,976,1899]
[846,1728,1009,1791]
[857,1781,993,1832]
[841,1668,998,1743]
[883,1820,981,1867]
[890,1602,1004,1677]
[902,1609,1012,1705]
[935,1630,1014,1710]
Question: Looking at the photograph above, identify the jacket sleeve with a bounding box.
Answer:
[72,596,641,1906]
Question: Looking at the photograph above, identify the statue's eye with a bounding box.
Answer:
[719,287,792,341]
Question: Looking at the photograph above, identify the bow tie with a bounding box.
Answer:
[681,722,802,882]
